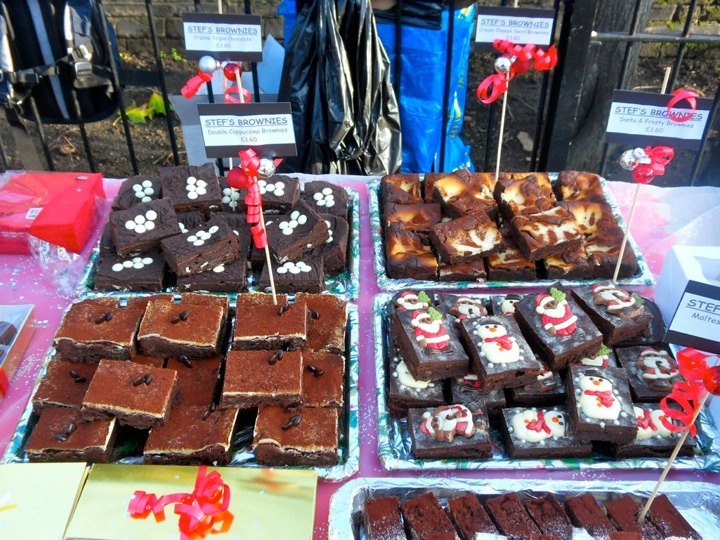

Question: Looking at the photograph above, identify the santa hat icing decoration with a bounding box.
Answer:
[535,288,578,336]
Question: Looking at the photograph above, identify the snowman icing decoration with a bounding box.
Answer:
[475,321,522,365]
[634,406,673,441]
[511,409,566,443]
[577,374,621,420]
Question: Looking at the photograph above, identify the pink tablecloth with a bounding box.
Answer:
[1,177,719,539]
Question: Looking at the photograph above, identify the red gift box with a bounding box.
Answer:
[0,171,104,254]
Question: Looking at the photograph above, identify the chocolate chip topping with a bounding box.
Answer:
[73,375,87,384]
[69,369,79,379]
[65,423,76,435]
[104,311,113,322]
[94,311,113,324]
[55,432,68,442]
[143,374,153,385]
[277,303,290,316]
[132,376,145,387]
[306,364,325,377]
[171,310,190,324]
[178,355,193,368]
[282,414,302,430]
[269,350,284,365]
[309,309,320,320]
[201,402,218,421]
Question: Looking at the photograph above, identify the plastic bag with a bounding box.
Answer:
[373,0,446,30]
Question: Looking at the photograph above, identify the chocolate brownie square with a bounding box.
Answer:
[486,234,537,282]
[258,174,300,213]
[175,210,206,234]
[400,492,457,540]
[296,293,347,354]
[110,199,181,256]
[616,297,665,346]
[159,163,222,213]
[384,202,442,233]
[218,176,246,212]
[93,251,166,292]
[431,170,498,219]
[585,226,639,279]
[302,180,348,217]
[232,297,307,350]
[500,406,592,459]
[615,346,681,402]
[514,287,603,370]
[486,492,542,539]
[491,293,524,317]
[387,356,444,417]
[175,257,247,293]
[603,495,662,540]
[132,355,166,368]
[113,175,161,210]
[235,292,288,308]
[573,344,617,369]
[380,173,422,204]
[143,403,240,465]
[557,170,607,202]
[458,315,542,390]
[557,200,615,236]
[429,212,503,264]
[309,214,348,273]
[448,371,506,419]
[542,244,594,281]
[252,405,339,466]
[363,496,405,540]
[567,365,637,444]
[571,282,652,345]
[137,294,228,358]
[511,206,583,262]
[25,407,117,463]
[408,403,492,459]
[54,297,149,362]
[439,294,489,324]
[645,494,701,539]
[265,200,330,263]
[385,226,438,280]
[564,493,618,539]
[448,493,499,540]
[82,359,178,429]
[494,173,556,219]
[525,494,573,539]
[259,258,324,294]
[507,367,567,407]
[302,351,344,408]
[32,359,98,413]
[220,350,303,409]
[438,259,487,281]
[166,355,221,406]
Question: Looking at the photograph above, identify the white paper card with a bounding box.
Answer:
[475,7,555,46]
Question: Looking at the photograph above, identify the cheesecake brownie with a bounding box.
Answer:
[32,359,97,413]
[94,251,166,292]
[400,492,457,540]
[166,355,221,406]
[485,492,542,539]
[608,405,694,459]
[302,351,344,408]
[232,297,307,350]
[584,225,639,279]
[54,297,149,362]
[429,212,503,264]
[603,495,662,540]
[220,350,303,409]
[507,368,567,407]
[384,226,438,280]
[438,259,488,281]
[431,170,497,219]
[159,163,222,213]
[309,214,348,273]
[494,173,555,216]
[645,494,701,539]
[384,202,442,234]
[302,180,348,218]
[296,293,347,354]
[525,494,573,539]
[557,170,606,202]
[363,496,406,540]
[258,174,300,213]
[265,201,330,263]
[615,346,681,402]
[387,357,444,417]
[510,206,582,262]
[143,404,239,465]
[564,493,617,539]
[259,258,325,294]
[110,199,181,256]
[486,237,537,281]
[25,407,117,463]
[252,405,339,466]
[448,493,499,540]
[542,244,594,281]
[82,359,178,429]
[175,257,247,293]
[380,172,422,204]
[113,175,162,210]
[408,403,492,459]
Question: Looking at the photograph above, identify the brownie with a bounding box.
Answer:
[257,174,300,212]
[615,346,681,402]
[564,493,618,539]
[524,494,573,539]
[603,495,662,540]
[137,294,228,358]
[93,251,166,292]
[252,405,339,466]
[645,494,701,539]
[218,177,245,212]
[220,350,303,409]
[113,175,161,210]
[393,306,469,380]
[235,292,289,309]
[265,201,330,263]
[491,293,524,316]
[400,492,457,540]
[131,355,166,368]
[302,180,348,217]
[231,297,307,350]
[363,496,405,540]
[507,368,567,407]
[110,199,181,256]
[430,212,503,264]
[295,293,347,353]
[309,214,348,273]
[616,298,665,347]
[82,359,178,429]
[384,202,442,233]
[448,493,499,539]
[438,259,488,281]
[387,357,444,417]
[557,170,606,202]
[542,244,594,281]
[458,315,542,390]
[99,222,116,253]
[143,404,239,465]
[439,294,489,323]
[408,403,492,459]
[166,355,221,406]
[424,172,454,202]
[302,351,344,408]
[259,258,325,294]
[175,257,247,292]
[32,360,98,413]
[500,406,592,459]
[25,407,117,463]
[494,173,556,219]
[448,371,506,418]
[176,210,206,233]
[557,200,615,236]
[486,238,537,282]
[384,226,438,280]
[485,492,542,539]
[584,226,639,279]
[54,297,149,362]
[567,365,637,444]
[511,206,582,262]
[514,288,603,370]
[431,170,497,219]
[380,173,422,204]
[159,163,222,212]
[573,344,617,369]
[571,282,652,345]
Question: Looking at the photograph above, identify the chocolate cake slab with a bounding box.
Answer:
[615,346,681,402]
[431,170,497,219]
[82,359,178,430]
[302,350,344,408]
[265,200,330,263]
[510,206,582,262]
[448,371,506,419]
[603,495,662,540]
[384,202,441,233]
[485,492,542,539]
[175,257,247,293]
[564,493,618,539]
[231,297,307,350]
[494,173,556,219]
[362,496,406,540]
[585,225,639,279]
[158,163,222,213]
[143,404,239,465]
[408,403,492,460]
[557,200,615,236]
[175,210,206,233]
[113,175,162,210]
[458,315,542,390]
[94,251,166,292]
[257,174,300,212]
[259,258,325,294]
[166,355,221,406]
[25,407,117,463]
[309,214,348,273]
[302,180,348,218]
[387,357,444,417]
[524,494,573,539]
[400,492,457,540]
[110,198,181,256]
[380,173,422,204]
[542,244,594,281]
[429,212,503,264]
[32,359,97,413]
[566,365,637,444]
[645,494,701,539]
[384,226,438,280]
[438,259,488,281]
[447,493,499,540]
[486,236,537,282]
[507,368,567,407]
[296,293,347,353]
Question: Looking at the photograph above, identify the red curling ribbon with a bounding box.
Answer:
[244,184,262,206]
[246,205,261,225]
[251,222,268,249]
[223,86,252,104]
[533,45,558,71]
[630,145,675,184]
[666,88,698,123]
[660,348,712,436]
[477,73,509,104]
[238,148,261,177]
[181,70,213,99]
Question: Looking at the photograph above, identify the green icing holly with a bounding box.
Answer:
[549,287,566,302]
[427,307,443,321]
[418,291,431,304]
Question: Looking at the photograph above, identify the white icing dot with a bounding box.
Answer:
[231,192,240,200]
[289,265,300,274]
[196,187,207,196]
[142,180,153,188]
[291,211,300,220]
[187,235,197,242]
[134,215,146,224]
[279,222,289,230]
[132,184,142,192]
[145,210,157,220]
[124,220,136,230]
[313,193,323,201]
[135,224,146,234]
[297,215,308,225]
[179,224,188,233]
[209,226,219,234]
[193,240,205,246]
[142,257,153,264]
[112,263,124,272]
[282,228,293,236]
[144,188,155,196]
[188,191,198,200]
[322,187,332,195]
[317,199,326,207]
[122,260,134,268]
[196,180,207,188]
[132,261,144,269]
[141,196,151,203]
[277,266,288,274]
[289,219,298,229]
[213,265,225,273]
[187,176,197,185]
[145,221,155,231]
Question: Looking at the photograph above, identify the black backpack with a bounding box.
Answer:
[0,0,120,124]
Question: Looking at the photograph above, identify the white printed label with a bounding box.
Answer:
[183,22,262,54]
[668,292,720,338]
[475,15,554,45]
[199,113,295,147]
[606,102,709,142]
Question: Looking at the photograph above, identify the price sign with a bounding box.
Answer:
[182,13,262,61]
[198,103,297,158]
[665,280,720,355]
[475,7,555,51]
[605,90,713,150]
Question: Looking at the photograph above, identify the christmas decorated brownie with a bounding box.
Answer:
[309,214,348,273]
[265,200,330,263]
[430,170,497,219]
[231,297,307,350]
[645,494,701,539]
[387,356,444,417]
[302,351,344,408]
[384,226,438,280]
[252,405,339,466]
[392,290,434,313]
[166,355,221,406]
[615,346,681,402]
[557,170,606,202]
[158,163,222,213]
[94,251,166,292]
[302,180,348,217]
[447,493,500,539]
[362,496,406,540]
[524,494,573,539]
[259,258,325,294]
[616,297,666,346]
[458,315,542,390]
[143,403,239,465]
[603,495,663,540]
[608,405,694,459]
[506,367,567,407]
[448,371,506,419]
[54,297,149,362]
[25,407,117,463]
[566,365,637,444]
[485,492,542,539]
[257,174,300,213]
[110,199,181,257]
[438,259,487,281]
[175,257,247,293]
[438,294,489,324]
[500,405,592,459]
[491,293,524,316]
[32,359,97,413]
[514,287,603,370]
[584,225,639,279]
[408,403,492,459]
[384,202,442,234]
[400,492,458,540]
[542,244,594,281]
[571,281,652,345]
[429,211,503,264]
[510,206,582,262]
[296,293,347,354]
[564,493,618,539]
[113,175,161,210]
[380,172,422,204]
[573,344,617,368]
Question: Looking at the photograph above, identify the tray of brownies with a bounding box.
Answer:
[2,292,360,482]
[78,165,360,300]
[374,289,720,472]
[329,478,718,539]
[370,170,655,291]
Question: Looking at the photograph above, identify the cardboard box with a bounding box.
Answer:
[0,304,34,399]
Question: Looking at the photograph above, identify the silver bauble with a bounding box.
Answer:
[619,149,638,170]
[495,55,513,74]
[257,158,277,179]
[198,55,218,74]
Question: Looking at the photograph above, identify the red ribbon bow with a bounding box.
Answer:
[623,145,675,184]
[660,348,714,436]
[584,389,615,408]
[128,466,234,539]
[526,411,551,434]
[666,88,699,123]
[224,86,252,104]
[226,148,268,242]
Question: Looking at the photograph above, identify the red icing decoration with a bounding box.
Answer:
[637,408,657,431]
[483,334,514,351]
[666,88,698,123]
[223,63,242,81]
[181,71,213,99]
[583,389,615,408]
[525,411,551,434]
